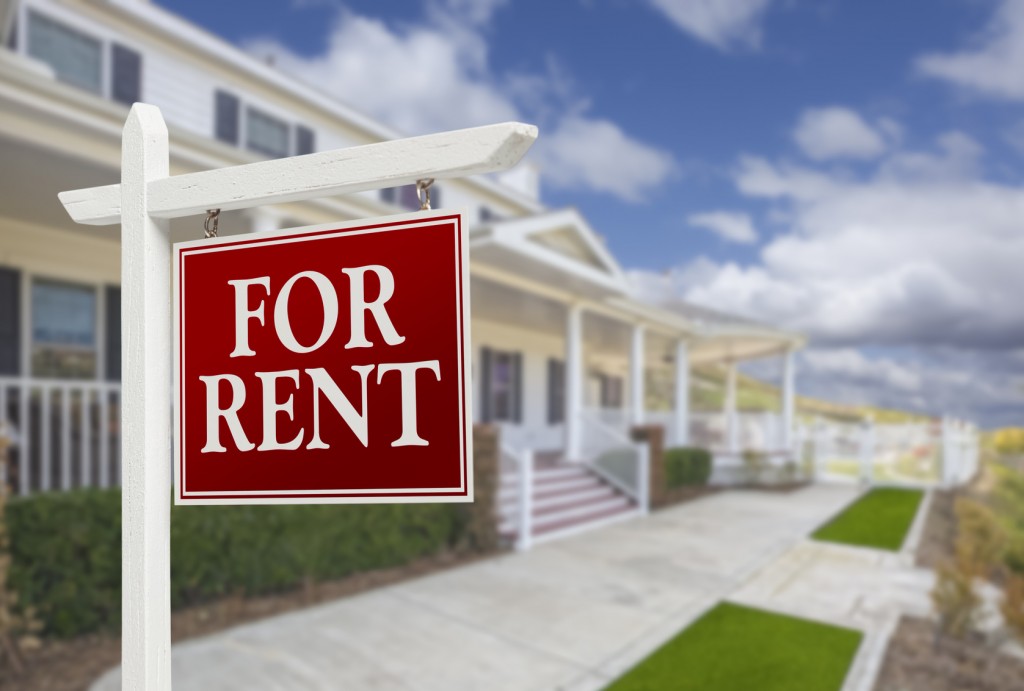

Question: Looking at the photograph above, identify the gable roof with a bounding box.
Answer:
[470,208,630,296]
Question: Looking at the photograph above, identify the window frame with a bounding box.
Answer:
[27,275,103,381]
[244,105,291,159]
[18,8,146,106]
[24,9,105,95]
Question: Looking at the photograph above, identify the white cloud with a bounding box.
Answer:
[245,4,675,202]
[649,0,773,50]
[792,107,888,161]
[688,210,758,244]
[676,135,1024,350]
[794,347,1024,425]
[801,348,922,394]
[917,0,1024,100]
[534,116,677,202]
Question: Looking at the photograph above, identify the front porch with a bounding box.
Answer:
[469,211,802,546]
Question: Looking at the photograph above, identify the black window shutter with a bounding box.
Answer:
[0,267,20,375]
[511,352,523,423]
[111,43,141,105]
[214,90,239,145]
[480,347,492,423]
[105,286,121,381]
[547,358,565,425]
[295,125,315,155]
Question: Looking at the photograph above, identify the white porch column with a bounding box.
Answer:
[565,304,584,460]
[673,340,690,446]
[725,363,739,454]
[630,324,645,426]
[781,347,796,452]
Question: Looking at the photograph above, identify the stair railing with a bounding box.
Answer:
[579,411,649,514]
[501,443,534,550]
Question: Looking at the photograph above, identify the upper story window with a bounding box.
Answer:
[23,12,142,105]
[214,89,315,159]
[246,107,289,158]
[27,11,102,94]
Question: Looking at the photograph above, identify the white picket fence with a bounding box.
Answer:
[801,416,979,488]
[0,376,121,495]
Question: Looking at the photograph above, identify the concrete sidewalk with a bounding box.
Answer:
[94,485,861,691]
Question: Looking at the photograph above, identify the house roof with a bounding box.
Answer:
[470,208,632,299]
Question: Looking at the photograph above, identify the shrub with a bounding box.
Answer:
[664,447,712,488]
[7,489,466,638]
[932,561,982,640]
[992,428,1024,456]
[991,465,1024,576]
[1002,574,1024,645]
[952,498,1006,579]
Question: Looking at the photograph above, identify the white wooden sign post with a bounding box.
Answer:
[59,103,536,689]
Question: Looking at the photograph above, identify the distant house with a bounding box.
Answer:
[0,0,802,544]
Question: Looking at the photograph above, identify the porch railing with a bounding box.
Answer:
[580,411,648,513]
[0,376,121,496]
[500,443,533,550]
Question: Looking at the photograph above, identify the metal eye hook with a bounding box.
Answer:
[204,209,221,238]
[415,179,434,211]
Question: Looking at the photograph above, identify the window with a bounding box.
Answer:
[111,43,142,105]
[31,279,96,379]
[480,347,521,423]
[27,11,102,94]
[547,358,565,424]
[215,90,240,145]
[246,107,290,158]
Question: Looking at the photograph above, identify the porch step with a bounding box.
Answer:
[497,463,638,541]
[499,465,588,488]
[497,473,596,500]
[533,502,637,537]
[498,484,616,514]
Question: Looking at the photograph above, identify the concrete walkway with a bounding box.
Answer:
[95,485,871,691]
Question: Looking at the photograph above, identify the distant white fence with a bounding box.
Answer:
[799,416,979,488]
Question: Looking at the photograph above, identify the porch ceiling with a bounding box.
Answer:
[470,275,676,362]
[0,132,120,241]
[690,333,791,365]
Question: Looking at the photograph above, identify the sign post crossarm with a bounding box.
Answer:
[59,121,538,226]
[120,103,172,690]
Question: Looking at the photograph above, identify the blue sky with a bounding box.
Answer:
[161,0,1024,426]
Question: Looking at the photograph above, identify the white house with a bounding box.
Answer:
[0,0,802,545]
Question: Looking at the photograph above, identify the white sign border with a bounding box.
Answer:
[172,210,474,506]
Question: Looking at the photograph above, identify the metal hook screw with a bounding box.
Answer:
[415,179,434,211]
[204,209,220,238]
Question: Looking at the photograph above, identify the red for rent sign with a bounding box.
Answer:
[173,212,472,504]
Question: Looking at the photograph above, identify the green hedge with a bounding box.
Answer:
[664,447,712,488]
[6,489,467,638]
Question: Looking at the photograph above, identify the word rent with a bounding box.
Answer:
[201,265,440,454]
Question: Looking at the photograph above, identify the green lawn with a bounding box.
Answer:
[812,487,924,551]
[606,603,862,691]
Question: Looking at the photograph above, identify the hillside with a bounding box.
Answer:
[647,365,930,424]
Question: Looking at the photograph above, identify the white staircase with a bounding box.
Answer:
[497,459,639,545]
